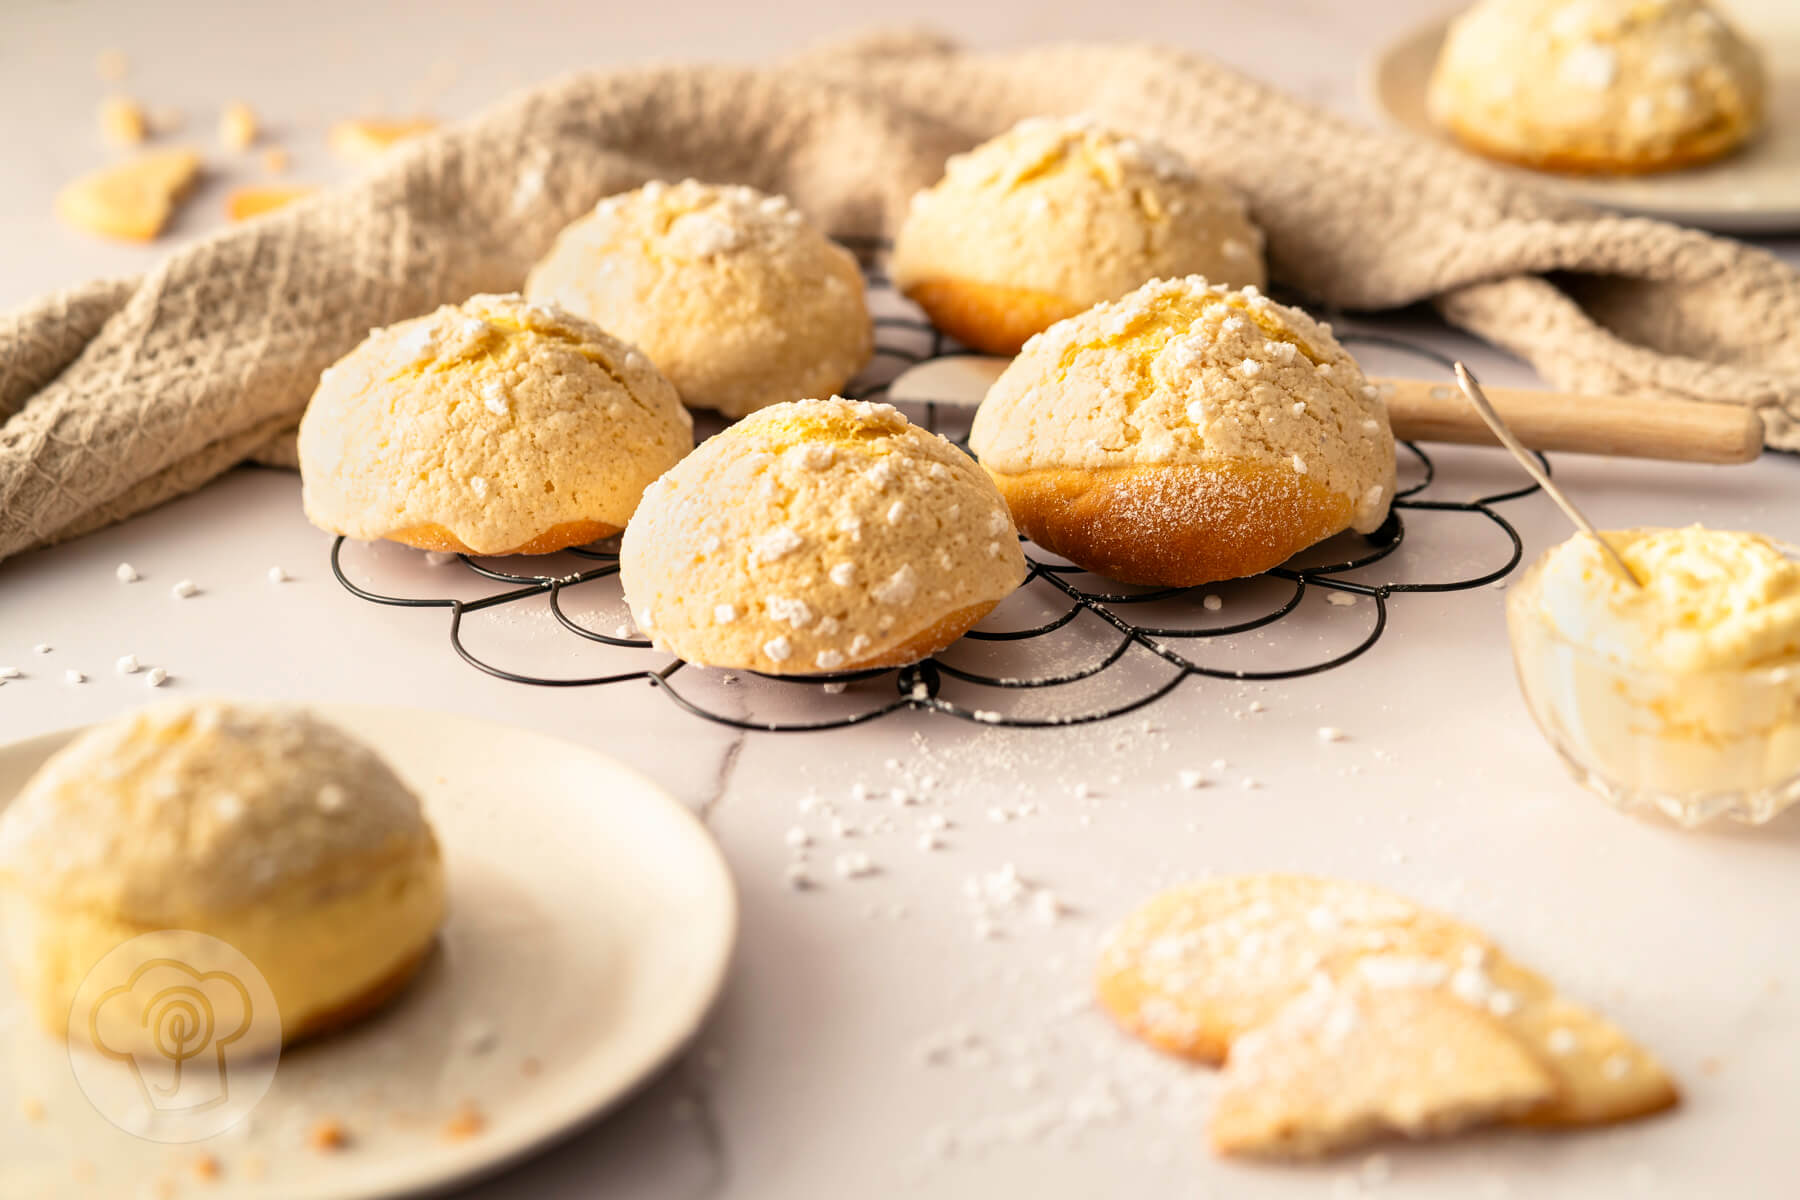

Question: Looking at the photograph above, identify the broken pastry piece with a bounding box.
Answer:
[328,117,438,163]
[55,148,201,242]
[98,96,147,147]
[225,185,316,222]
[1098,874,1677,1158]
[1211,975,1554,1158]
[219,100,258,151]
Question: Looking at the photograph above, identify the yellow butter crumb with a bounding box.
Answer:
[225,185,316,222]
[262,146,290,175]
[99,96,148,147]
[56,148,202,242]
[329,117,438,163]
[219,101,257,151]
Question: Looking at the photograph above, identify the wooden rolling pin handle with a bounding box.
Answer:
[1376,377,1764,465]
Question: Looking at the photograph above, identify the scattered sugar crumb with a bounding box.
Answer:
[146,667,169,687]
[171,579,199,599]
[1318,726,1347,742]
[0,666,20,679]
[267,565,290,583]
[1326,591,1358,607]
[835,852,875,879]
[33,644,51,655]
[115,654,140,675]
[1177,769,1207,789]
[785,864,813,890]
[116,562,139,583]
[64,669,86,685]
[1202,594,1223,612]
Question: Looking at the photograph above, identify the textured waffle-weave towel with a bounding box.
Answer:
[3,30,1798,563]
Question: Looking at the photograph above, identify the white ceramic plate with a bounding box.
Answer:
[1365,0,1800,233]
[0,704,736,1199]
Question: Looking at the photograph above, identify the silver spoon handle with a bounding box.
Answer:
[1453,363,1642,587]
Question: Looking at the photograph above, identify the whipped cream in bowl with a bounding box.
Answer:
[1506,526,1800,826]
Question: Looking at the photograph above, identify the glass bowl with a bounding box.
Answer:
[1506,548,1800,827]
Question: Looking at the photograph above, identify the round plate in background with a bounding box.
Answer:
[1366,0,1800,233]
[0,704,737,1199]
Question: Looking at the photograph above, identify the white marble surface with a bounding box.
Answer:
[3,2,1800,1197]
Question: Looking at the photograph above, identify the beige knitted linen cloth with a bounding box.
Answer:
[3,31,1798,564]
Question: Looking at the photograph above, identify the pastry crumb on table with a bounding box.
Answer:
[308,1116,351,1152]
[443,1102,488,1141]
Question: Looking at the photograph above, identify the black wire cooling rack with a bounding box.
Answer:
[330,239,1546,732]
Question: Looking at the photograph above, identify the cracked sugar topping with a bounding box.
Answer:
[620,397,1025,674]
[298,290,690,556]
[590,179,809,260]
[0,700,435,922]
[893,115,1266,320]
[950,114,1199,187]
[531,178,870,420]
[1430,0,1765,161]
[971,276,1396,534]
